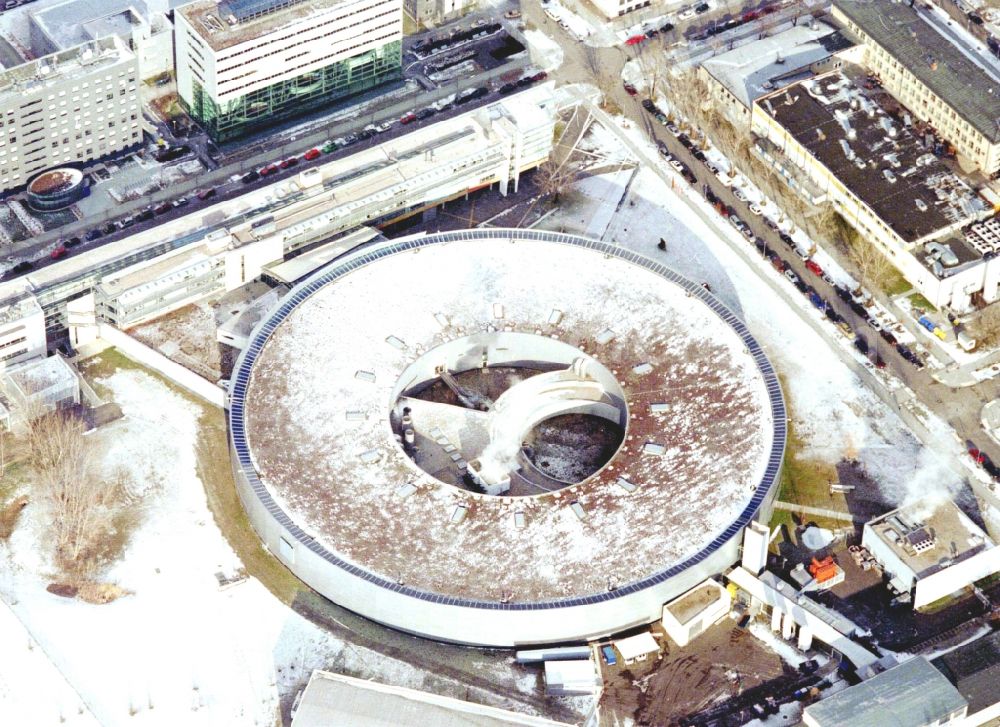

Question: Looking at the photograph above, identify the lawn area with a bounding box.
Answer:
[908,292,937,312]
[883,273,912,298]
[79,348,308,605]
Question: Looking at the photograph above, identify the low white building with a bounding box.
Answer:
[543,659,601,696]
[0,355,80,432]
[661,579,731,648]
[862,501,1000,610]
[612,631,660,665]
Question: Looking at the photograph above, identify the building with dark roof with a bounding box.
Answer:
[833,0,1000,173]
[751,71,994,311]
[932,631,1000,725]
[802,657,968,727]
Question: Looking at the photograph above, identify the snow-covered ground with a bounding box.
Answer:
[0,368,565,726]
[539,119,969,509]
[523,29,565,73]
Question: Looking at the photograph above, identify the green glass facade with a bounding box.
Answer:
[189,40,402,142]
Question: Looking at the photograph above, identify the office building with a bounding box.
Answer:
[0,36,140,195]
[175,0,402,141]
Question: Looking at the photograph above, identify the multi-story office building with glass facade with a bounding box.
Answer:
[175,0,402,142]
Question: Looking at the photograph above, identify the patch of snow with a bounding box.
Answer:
[801,527,834,551]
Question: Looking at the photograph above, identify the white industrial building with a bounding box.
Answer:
[175,0,403,141]
[0,36,140,194]
[543,660,601,697]
[226,228,785,646]
[28,0,174,80]
[862,501,1000,610]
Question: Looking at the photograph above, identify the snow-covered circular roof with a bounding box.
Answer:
[233,230,784,604]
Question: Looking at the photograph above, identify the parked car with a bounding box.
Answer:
[399,111,417,124]
[695,1,710,13]
[101,222,117,234]
[805,259,824,276]
[172,196,189,208]
[531,71,548,82]
[303,148,321,161]
[279,157,299,169]
[50,245,68,260]
[733,188,749,202]
[498,83,517,95]
[196,187,216,200]
[784,269,800,286]
[65,236,82,248]
[623,82,638,96]
[416,108,436,120]
[85,229,102,241]
[659,22,675,32]
[669,159,684,172]
[641,99,656,113]
[135,208,155,223]
[241,170,260,184]
[692,149,706,162]
[748,204,762,215]
[742,227,756,242]
[854,336,869,355]
[729,215,746,231]
[10,261,33,275]
[666,123,681,136]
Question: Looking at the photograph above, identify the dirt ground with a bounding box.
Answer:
[128,300,236,381]
[598,621,788,727]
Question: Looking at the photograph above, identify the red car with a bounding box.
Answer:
[806,260,824,276]
[400,112,416,124]
[625,35,645,46]
[303,148,321,161]
[259,164,279,176]
[50,245,68,260]
[279,157,299,169]
[623,82,638,96]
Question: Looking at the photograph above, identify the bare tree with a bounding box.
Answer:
[968,304,1000,349]
[27,412,121,578]
[535,158,575,205]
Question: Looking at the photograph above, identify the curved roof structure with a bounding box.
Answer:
[228,229,785,643]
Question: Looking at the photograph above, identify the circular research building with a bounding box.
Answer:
[229,229,785,646]
[26,168,85,211]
